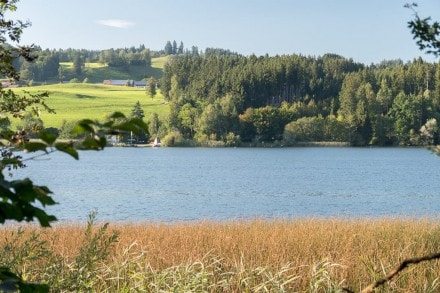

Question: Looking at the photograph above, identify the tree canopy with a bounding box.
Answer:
[161,52,440,146]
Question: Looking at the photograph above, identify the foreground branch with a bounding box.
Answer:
[343,252,440,293]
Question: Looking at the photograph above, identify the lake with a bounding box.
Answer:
[13,147,440,222]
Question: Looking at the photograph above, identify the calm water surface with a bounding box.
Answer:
[14,147,440,222]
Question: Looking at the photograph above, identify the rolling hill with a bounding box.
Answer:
[12,83,169,129]
[10,57,170,129]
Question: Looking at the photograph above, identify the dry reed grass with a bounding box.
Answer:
[1,217,440,291]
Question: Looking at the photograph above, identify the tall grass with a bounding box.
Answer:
[1,217,440,291]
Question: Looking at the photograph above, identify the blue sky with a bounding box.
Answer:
[10,0,440,64]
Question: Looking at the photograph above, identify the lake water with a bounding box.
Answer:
[13,147,440,222]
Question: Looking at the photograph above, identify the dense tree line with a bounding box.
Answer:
[162,40,201,57]
[13,45,153,82]
[98,46,152,67]
[161,53,440,146]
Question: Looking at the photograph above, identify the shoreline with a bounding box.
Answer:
[2,214,438,227]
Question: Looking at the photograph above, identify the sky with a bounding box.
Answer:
[8,0,440,65]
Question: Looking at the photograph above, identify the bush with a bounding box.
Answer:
[225,132,240,147]
[58,120,79,139]
[162,130,186,146]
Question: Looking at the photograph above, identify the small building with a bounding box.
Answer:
[103,79,131,86]
[103,80,147,88]
[133,80,147,88]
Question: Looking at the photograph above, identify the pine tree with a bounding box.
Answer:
[178,41,184,54]
[172,40,178,54]
[130,101,145,119]
[164,41,173,55]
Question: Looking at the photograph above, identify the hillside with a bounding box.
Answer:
[12,83,169,129]
[58,56,168,84]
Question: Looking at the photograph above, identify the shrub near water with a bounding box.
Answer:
[1,217,440,291]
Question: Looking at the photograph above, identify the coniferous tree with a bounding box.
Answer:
[72,53,83,77]
[178,41,184,54]
[130,101,145,119]
[172,40,178,55]
[164,41,173,55]
[149,112,161,138]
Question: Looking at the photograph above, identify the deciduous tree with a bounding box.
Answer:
[147,77,157,98]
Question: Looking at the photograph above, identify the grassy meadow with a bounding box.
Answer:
[59,57,165,83]
[11,83,169,129]
[9,57,170,129]
[2,217,440,292]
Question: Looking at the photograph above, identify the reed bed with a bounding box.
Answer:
[1,216,440,292]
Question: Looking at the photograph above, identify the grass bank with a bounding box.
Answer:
[1,217,440,291]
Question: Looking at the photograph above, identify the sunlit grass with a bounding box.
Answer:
[1,218,440,291]
[61,57,168,70]
[60,62,107,69]
[151,56,169,69]
[56,57,165,83]
[11,83,169,128]
[84,62,107,69]
[59,62,73,69]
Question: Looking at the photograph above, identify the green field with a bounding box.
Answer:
[58,56,166,84]
[12,83,169,129]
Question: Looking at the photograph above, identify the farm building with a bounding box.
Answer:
[103,80,147,88]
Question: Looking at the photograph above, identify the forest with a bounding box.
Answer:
[11,40,192,83]
[160,53,440,146]
[13,45,154,83]
[7,42,440,147]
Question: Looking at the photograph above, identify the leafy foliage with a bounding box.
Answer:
[0,212,119,292]
[406,3,440,57]
[0,0,148,290]
[0,267,49,292]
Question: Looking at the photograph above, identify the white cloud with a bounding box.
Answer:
[96,19,135,29]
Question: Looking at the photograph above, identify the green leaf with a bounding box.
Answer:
[33,208,57,227]
[112,118,148,135]
[1,157,23,167]
[72,119,96,136]
[55,142,79,160]
[129,118,149,129]
[0,129,15,142]
[0,267,50,293]
[78,136,106,150]
[24,142,48,153]
[38,130,57,145]
[107,111,126,119]
[101,120,115,128]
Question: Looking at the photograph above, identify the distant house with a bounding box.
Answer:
[103,79,130,86]
[103,80,147,88]
[133,80,147,88]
